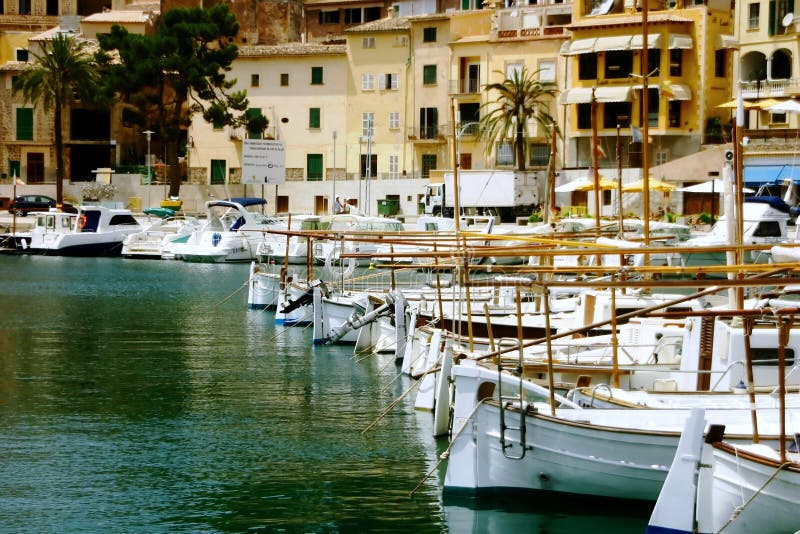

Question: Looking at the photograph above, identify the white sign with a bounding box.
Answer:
[242,139,286,184]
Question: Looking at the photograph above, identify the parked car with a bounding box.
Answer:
[8,195,77,216]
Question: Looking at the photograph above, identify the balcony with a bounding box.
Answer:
[449,79,481,95]
[492,2,572,40]
[407,125,446,142]
[740,79,799,99]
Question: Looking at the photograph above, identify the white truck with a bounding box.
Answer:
[422,169,540,221]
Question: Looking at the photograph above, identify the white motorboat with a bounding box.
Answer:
[312,213,403,266]
[174,198,287,263]
[122,215,202,259]
[27,205,141,256]
[257,215,321,265]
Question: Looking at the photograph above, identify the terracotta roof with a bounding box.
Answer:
[238,43,347,57]
[345,17,410,33]
[568,13,692,29]
[406,13,451,22]
[82,10,155,24]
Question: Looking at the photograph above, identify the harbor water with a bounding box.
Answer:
[0,256,648,532]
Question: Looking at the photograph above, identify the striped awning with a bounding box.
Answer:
[559,87,595,104]
[593,35,634,52]
[560,86,634,104]
[668,34,693,49]
[663,83,692,100]
[562,38,597,56]
[717,34,739,49]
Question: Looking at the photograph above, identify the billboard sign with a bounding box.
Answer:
[242,139,286,184]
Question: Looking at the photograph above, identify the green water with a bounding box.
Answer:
[0,256,648,532]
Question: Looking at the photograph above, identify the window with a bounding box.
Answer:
[388,154,399,178]
[578,54,597,80]
[307,154,323,180]
[769,0,793,36]
[459,102,480,124]
[669,49,683,76]
[654,149,669,166]
[538,59,556,83]
[423,64,437,85]
[771,111,788,124]
[577,103,592,129]
[380,73,398,90]
[362,112,374,137]
[319,10,340,24]
[421,154,436,179]
[420,107,438,138]
[496,142,514,166]
[251,74,260,87]
[210,159,226,184]
[246,108,263,139]
[311,67,323,85]
[423,27,437,42]
[646,87,659,127]
[506,62,522,80]
[15,49,28,62]
[360,154,377,178]
[751,347,795,366]
[605,51,633,79]
[19,0,30,15]
[647,48,661,76]
[280,73,289,86]
[362,37,376,49]
[362,73,375,90]
[309,107,321,129]
[364,6,381,21]
[389,111,400,129]
[714,50,727,78]
[46,0,57,15]
[603,102,631,129]
[344,7,362,23]
[748,3,760,29]
[529,143,550,166]
[16,108,33,140]
[668,100,681,127]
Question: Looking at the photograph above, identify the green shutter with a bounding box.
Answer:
[461,0,470,9]
[9,160,21,179]
[423,65,436,85]
[307,154,323,180]
[16,108,33,140]
[309,108,321,129]
[210,159,226,184]
[769,0,777,35]
[311,66,323,85]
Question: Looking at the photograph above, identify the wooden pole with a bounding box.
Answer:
[591,88,601,232]
[742,317,759,443]
[451,97,460,233]
[642,0,651,246]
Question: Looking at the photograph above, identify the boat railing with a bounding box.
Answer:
[711,360,746,391]
[587,383,613,408]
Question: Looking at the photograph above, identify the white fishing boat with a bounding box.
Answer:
[27,205,141,256]
[174,198,287,263]
[122,215,202,259]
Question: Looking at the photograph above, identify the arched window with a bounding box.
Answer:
[770,49,792,80]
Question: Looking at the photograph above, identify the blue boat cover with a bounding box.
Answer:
[744,195,791,213]
[224,197,267,207]
[744,165,800,186]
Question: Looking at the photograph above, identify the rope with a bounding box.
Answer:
[408,398,489,497]
[718,458,795,532]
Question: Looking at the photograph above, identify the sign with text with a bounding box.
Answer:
[242,139,286,184]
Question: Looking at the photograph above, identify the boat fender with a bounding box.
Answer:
[78,214,87,230]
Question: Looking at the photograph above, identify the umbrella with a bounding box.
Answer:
[716,99,760,109]
[677,179,754,193]
[767,100,800,113]
[555,176,618,192]
[622,178,676,193]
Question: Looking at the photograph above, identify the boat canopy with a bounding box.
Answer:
[224,197,268,207]
[744,196,791,213]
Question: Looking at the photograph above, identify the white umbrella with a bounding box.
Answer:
[767,100,800,113]
[678,179,754,193]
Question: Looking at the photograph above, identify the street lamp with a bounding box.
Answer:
[143,130,154,210]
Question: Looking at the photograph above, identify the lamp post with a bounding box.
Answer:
[332,129,337,213]
[143,130,154,211]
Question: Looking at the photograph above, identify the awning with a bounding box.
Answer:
[662,83,691,100]
[559,86,634,104]
[630,33,662,49]
[594,35,634,52]
[743,165,784,185]
[562,38,597,56]
[668,34,693,49]
[559,87,595,104]
[595,86,633,103]
[717,34,738,49]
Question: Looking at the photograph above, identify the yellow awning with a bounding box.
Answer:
[622,178,676,193]
[717,34,739,49]
[716,99,760,109]
[668,34,693,49]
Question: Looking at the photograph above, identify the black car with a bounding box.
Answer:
[8,195,77,216]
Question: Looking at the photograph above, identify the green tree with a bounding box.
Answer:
[96,4,266,198]
[478,67,556,171]
[13,33,100,207]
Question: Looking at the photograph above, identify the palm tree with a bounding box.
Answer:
[13,33,100,208]
[477,67,556,171]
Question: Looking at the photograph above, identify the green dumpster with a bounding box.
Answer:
[377,198,400,216]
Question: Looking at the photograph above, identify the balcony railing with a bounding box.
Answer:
[493,2,572,39]
[449,79,481,94]
[740,79,799,99]
[408,125,445,140]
